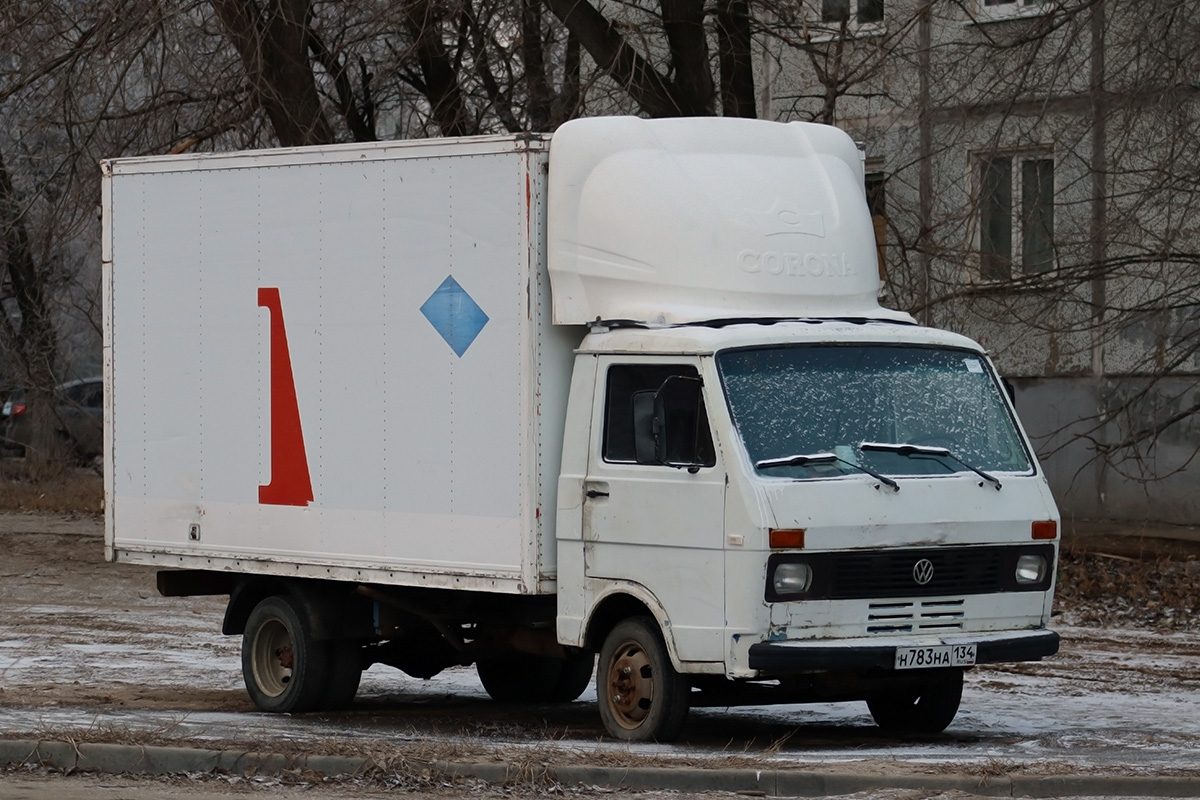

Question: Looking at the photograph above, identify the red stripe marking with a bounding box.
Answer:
[258,287,314,506]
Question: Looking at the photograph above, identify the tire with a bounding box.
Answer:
[476,654,563,702]
[867,668,964,734]
[550,653,595,703]
[321,640,364,711]
[477,652,595,704]
[241,595,331,713]
[597,617,689,742]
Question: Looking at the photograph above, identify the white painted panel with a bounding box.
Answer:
[109,173,205,506]
[118,499,525,580]
[106,139,556,589]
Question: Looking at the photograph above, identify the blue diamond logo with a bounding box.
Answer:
[420,276,489,357]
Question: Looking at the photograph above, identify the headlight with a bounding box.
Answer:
[772,562,813,595]
[1015,554,1047,584]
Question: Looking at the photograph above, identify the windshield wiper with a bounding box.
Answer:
[755,452,900,493]
[859,442,1002,490]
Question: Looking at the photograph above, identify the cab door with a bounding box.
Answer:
[582,357,727,664]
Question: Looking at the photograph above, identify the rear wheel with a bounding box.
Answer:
[241,595,330,713]
[550,653,595,703]
[597,617,689,742]
[477,652,596,703]
[867,668,964,733]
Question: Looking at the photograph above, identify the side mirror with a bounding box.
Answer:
[632,391,657,464]
[1002,377,1016,405]
[631,374,713,470]
[654,375,708,470]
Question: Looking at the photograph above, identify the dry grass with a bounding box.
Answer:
[1,721,865,781]
[1054,542,1200,631]
[0,461,102,513]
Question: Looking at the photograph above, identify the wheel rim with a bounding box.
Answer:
[251,617,294,698]
[605,639,654,730]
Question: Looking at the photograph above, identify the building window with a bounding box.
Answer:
[822,0,884,24]
[976,0,1052,21]
[978,154,1054,281]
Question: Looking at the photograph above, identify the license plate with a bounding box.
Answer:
[894,644,977,670]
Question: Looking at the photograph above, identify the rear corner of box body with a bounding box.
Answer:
[107,136,562,594]
[101,161,117,561]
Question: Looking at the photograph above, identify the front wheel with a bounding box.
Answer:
[597,617,689,742]
[866,668,964,733]
[241,595,330,713]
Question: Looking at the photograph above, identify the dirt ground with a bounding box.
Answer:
[0,517,245,713]
[0,505,1199,796]
[0,510,1197,728]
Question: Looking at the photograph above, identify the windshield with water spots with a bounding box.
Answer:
[717,345,1033,479]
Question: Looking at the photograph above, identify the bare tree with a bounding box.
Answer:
[209,0,337,146]
[198,0,594,142]
[0,151,63,476]
[542,0,757,118]
[7,0,1196,522]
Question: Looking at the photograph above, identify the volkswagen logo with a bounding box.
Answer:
[912,558,935,585]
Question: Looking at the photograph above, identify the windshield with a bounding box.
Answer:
[717,345,1032,479]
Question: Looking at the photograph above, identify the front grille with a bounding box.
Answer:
[766,543,1055,602]
[832,548,1000,599]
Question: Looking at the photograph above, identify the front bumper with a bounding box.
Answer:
[748,629,1059,673]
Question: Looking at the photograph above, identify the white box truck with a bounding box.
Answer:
[102,116,1060,742]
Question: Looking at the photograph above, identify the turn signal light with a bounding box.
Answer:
[769,528,805,549]
[1031,520,1058,540]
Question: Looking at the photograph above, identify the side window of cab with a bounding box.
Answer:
[602,364,715,469]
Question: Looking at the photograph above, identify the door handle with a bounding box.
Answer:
[584,481,610,499]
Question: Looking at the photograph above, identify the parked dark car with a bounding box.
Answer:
[3,377,103,460]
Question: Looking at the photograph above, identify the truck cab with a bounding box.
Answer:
[552,321,1057,740]
[544,118,1059,741]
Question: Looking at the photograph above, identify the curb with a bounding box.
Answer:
[0,739,367,778]
[4,739,1200,797]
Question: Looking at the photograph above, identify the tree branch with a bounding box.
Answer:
[541,0,689,117]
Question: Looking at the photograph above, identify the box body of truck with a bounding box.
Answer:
[103,136,579,594]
